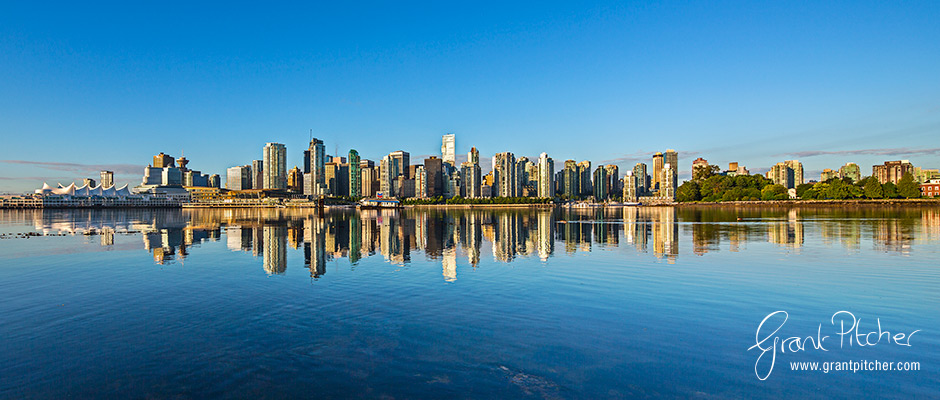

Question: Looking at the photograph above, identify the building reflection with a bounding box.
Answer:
[10,205,940,275]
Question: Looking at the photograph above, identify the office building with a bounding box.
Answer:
[661,163,677,200]
[563,160,579,199]
[82,178,96,188]
[153,153,175,168]
[208,174,220,188]
[593,165,607,201]
[305,138,326,196]
[622,171,637,202]
[251,160,264,190]
[493,152,518,197]
[348,150,361,198]
[227,166,251,190]
[100,171,114,188]
[577,160,592,197]
[839,162,861,183]
[767,160,804,189]
[424,156,443,197]
[262,143,287,189]
[873,160,913,184]
[538,153,554,198]
[604,164,619,196]
[287,166,303,192]
[652,152,664,191]
[441,133,456,167]
[633,163,648,195]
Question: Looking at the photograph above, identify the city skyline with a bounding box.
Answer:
[2,2,940,191]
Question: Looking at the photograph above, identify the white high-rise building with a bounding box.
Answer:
[538,152,554,198]
[262,142,287,189]
[441,133,456,167]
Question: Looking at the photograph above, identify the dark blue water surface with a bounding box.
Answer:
[1,206,938,399]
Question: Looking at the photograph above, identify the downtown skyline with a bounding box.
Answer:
[2,2,940,191]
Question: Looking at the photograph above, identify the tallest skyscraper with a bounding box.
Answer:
[304,138,326,196]
[441,133,455,167]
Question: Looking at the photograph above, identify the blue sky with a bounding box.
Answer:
[1,1,939,191]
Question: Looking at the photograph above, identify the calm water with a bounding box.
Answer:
[1,206,938,399]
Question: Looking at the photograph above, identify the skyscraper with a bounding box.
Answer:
[538,153,554,198]
[563,160,579,199]
[262,142,287,189]
[604,164,619,196]
[493,152,517,197]
[380,151,409,197]
[664,149,678,189]
[577,160,592,197]
[468,146,479,165]
[424,156,443,197]
[593,165,607,201]
[633,163,648,195]
[348,149,361,198]
[99,170,114,188]
[873,160,912,184]
[652,152,664,191]
[441,133,456,167]
[661,163,677,200]
[226,165,251,190]
[287,166,303,192]
[251,159,264,190]
[622,171,637,202]
[839,162,861,183]
[305,138,326,196]
[768,160,804,189]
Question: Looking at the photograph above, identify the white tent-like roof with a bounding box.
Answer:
[36,183,133,198]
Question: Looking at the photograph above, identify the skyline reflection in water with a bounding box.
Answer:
[1,206,939,399]
[4,206,939,278]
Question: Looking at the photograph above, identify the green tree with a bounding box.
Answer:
[761,184,788,200]
[676,180,702,202]
[863,177,884,199]
[795,183,815,199]
[693,164,721,181]
[897,172,921,198]
[883,182,899,199]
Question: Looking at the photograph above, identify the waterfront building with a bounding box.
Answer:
[633,163,648,195]
[660,163,677,200]
[604,164,619,196]
[250,160,263,190]
[922,180,940,197]
[821,169,838,181]
[227,166,251,190]
[461,162,482,198]
[348,150,361,197]
[208,174,220,188]
[287,166,303,192]
[305,138,327,196]
[100,171,114,188]
[424,156,443,197]
[441,134,456,167]
[538,153,554,198]
[262,143,287,189]
[839,162,861,183]
[563,160,579,199]
[873,160,914,184]
[415,165,428,198]
[153,153,175,168]
[692,157,708,178]
[652,152,664,191]
[593,166,608,201]
[622,171,637,202]
[493,152,518,197]
[768,160,804,189]
[380,151,409,197]
[83,178,96,188]
[664,150,678,190]
[577,160,592,197]
[914,167,940,184]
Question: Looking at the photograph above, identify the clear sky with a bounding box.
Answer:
[1,1,939,192]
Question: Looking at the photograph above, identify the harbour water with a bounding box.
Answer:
[1,206,938,399]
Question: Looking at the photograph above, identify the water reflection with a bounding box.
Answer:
[4,206,939,277]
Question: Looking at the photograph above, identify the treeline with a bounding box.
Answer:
[797,174,922,200]
[402,196,553,205]
[677,174,786,202]
[676,171,926,202]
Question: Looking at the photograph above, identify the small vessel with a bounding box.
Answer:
[358,198,402,209]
